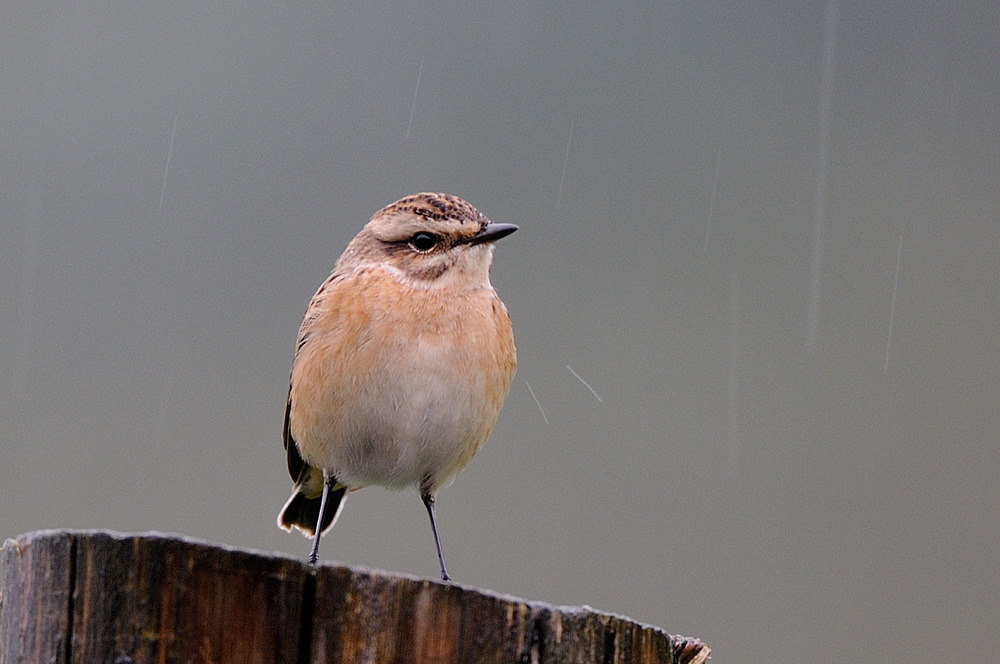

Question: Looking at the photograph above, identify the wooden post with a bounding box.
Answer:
[1,530,709,664]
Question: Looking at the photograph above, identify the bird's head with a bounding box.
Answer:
[338,192,517,289]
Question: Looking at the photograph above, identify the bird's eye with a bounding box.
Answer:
[410,232,437,252]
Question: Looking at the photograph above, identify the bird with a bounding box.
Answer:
[277,192,517,581]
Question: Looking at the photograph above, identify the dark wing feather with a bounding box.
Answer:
[283,386,305,482]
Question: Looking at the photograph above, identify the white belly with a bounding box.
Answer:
[330,339,493,490]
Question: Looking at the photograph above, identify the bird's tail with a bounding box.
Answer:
[277,487,347,536]
[278,477,348,536]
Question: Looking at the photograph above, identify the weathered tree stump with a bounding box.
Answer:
[1,530,709,664]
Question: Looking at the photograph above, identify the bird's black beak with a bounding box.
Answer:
[466,222,518,246]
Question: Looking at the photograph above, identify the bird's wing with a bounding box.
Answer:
[283,268,348,481]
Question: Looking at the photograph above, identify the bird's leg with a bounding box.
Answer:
[308,472,336,566]
[421,490,450,581]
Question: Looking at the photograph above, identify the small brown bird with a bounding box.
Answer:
[278,193,517,580]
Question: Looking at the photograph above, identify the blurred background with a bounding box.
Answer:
[2,2,998,661]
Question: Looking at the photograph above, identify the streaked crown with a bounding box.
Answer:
[369,192,489,243]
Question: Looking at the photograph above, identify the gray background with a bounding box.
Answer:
[2,3,998,661]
